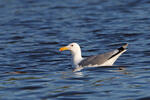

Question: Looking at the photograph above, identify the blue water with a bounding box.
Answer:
[0,0,150,100]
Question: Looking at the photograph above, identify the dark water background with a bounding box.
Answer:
[0,0,150,100]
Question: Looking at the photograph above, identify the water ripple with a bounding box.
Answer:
[0,0,150,100]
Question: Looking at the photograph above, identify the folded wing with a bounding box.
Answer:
[79,43,128,67]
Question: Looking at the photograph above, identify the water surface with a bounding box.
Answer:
[0,0,150,100]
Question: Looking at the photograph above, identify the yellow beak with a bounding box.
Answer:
[59,46,69,51]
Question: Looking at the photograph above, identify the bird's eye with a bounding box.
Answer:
[71,45,73,47]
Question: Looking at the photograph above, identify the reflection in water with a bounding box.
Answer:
[74,72,84,77]
[6,71,27,74]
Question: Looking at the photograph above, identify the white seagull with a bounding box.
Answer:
[59,43,128,72]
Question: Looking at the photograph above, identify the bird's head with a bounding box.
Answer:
[59,43,81,53]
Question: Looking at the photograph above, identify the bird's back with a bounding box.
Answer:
[79,43,128,67]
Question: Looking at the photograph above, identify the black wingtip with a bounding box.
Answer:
[118,43,128,51]
[122,43,128,49]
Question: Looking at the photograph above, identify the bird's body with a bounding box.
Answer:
[59,43,128,72]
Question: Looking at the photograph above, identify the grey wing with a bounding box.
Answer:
[79,50,118,67]
[79,43,128,67]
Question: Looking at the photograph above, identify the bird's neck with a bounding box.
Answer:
[71,50,83,67]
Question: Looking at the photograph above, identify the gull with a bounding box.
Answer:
[59,43,128,72]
